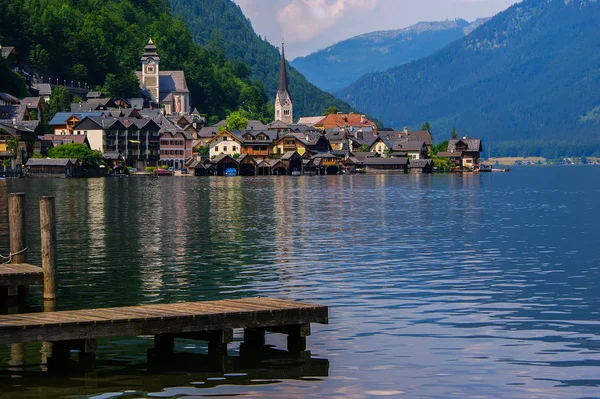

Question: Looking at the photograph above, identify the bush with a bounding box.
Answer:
[146,166,158,173]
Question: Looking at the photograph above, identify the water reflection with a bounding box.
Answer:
[0,169,599,398]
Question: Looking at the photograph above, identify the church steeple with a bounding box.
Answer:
[141,37,160,103]
[275,40,293,124]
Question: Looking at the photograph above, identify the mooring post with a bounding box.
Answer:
[40,196,57,300]
[8,193,27,300]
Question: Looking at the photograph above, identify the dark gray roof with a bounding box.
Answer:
[350,151,377,160]
[246,120,268,130]
[211,153,239,164]
[363,157,408,166]
[1,46,15,59]
[448,138,482,152]
[102,152,122,160]
[393,140,426,152]
[26,158,77,167]
[32,83,52,96]
[198,126,220,138]
[408,159,433,168]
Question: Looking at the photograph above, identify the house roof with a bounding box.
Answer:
[1,46,16,59]
[363,157,408,166]
[211,153,239,164]
[42,134,89,146]
[408,159,433,168]
[437,151,462,158]
[315,113,374,129]
[141,37,160,62]
[268,120,289,129]
[20,97,43,109]
[297,116,325,126]
[349,151,377,160]
[31,83,52,96]
[407,130,433,146]
[198,126,220,138]
[448,138,482,152]
[0,92,20,104]
[102,151,122,160]
[26,158,78,167]
[392,140,426,152]
[246,120,267,130]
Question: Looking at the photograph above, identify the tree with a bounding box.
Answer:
[47,87,71,122]
[324,106,340,115]
[47,143,104,168]
[226,111,248,130]
[421,122,431,132]
[451,128,458,139]
[102,72,140,98]
[197,145,210,156]
[358,144,370,152]
[5,135,19,168]
[433,140,448,155]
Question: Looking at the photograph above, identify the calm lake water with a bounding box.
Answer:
[0,167,599,398]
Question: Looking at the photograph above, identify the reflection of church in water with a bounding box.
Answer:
[136,38,191,115]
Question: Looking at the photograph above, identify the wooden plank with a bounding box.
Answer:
[0,264,44,287]
[0,298,328,345]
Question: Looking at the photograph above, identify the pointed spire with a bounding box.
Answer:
[278,40,289,95]
[141,36,159,62]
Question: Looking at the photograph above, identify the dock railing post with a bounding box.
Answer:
[40,196,57,300]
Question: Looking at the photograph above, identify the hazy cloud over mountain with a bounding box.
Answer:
[233,0,518,58]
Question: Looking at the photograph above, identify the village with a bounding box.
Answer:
[0,39,483,178]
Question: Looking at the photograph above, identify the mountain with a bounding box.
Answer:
[292,18,489,93]
[169,0,354,118]
[337,0,600,157]
[0,0,274,123]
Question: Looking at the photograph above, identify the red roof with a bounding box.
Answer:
[315,114,374,129]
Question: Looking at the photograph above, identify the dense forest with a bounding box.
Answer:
[292,19,487,93]
[169,0,354,118]
[338,0,600,157]
[0,0,276,123]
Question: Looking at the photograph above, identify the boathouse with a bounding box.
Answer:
[363,157,408,174]
[25,158,80,178]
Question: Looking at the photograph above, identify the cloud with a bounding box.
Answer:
[276,0,379,43]
[233,0,518,58]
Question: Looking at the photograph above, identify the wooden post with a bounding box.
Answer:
[8,193,27,264]
[40,196,57,300]
[8,193,27,300]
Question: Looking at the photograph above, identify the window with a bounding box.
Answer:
[224,146,228,152]
[223,137,228,141]
[147,65,154,74]
[233,146,237,151]
[284,110,290,116]
[215,146,219,152]
[77,131,81,135]
[84,131,87,135]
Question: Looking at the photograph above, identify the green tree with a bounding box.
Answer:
[433,140,448,155]
[324,106,340,115]
[226,111,248,130]
[102,72,140,98]
[358,144,370,152]
[432,155,451,172]
[47,143,104,168]
[451,127,458,139]
[197,145,210,156]
[47,87,71,121]
[5,135,20,168]
[421,122,431,132]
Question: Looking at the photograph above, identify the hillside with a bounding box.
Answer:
[169,0,354,118]
[292,19,489,93]
[0,0,273,123]
[337,0,600,157]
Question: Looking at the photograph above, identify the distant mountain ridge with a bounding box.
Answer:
[169,0,354,118]
[291,18,489,92]
[337,0,600,157]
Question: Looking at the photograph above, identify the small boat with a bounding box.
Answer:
[492,168,510,172]
[291,169,301,176]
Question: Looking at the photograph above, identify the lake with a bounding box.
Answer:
[0,167,599,398]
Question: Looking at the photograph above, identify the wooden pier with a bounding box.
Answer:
[0,264,44,297]
[0,297,328,369]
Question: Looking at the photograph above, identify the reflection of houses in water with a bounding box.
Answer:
[86,179,106,260]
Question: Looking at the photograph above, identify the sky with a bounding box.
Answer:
[232,0,518,59]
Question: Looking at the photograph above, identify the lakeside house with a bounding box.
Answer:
[25,158,80,178]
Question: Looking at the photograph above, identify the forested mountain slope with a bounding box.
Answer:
[0,0,273,122]
[338,0,600,157]
[292,19,488,92]
[169,0,354,117]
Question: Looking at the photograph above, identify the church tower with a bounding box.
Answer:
[275,41,293,124]
[141,37,160,103]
